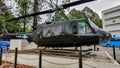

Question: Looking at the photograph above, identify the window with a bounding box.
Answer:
[78,22,92,34]
[52,26,62,36]
[43,27,51,37]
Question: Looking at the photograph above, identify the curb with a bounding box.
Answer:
[105,51,119,65]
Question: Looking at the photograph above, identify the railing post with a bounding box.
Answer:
[94,45,96,51]
[0,47,2,65]
[79,46,82,68]
[113,45,116,60]
[39,50,42,68]
[14,48,18,68]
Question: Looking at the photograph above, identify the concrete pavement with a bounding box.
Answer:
[2,51,120,68]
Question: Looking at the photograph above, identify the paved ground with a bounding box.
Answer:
[2,48,120,68]
[64,45,120,63]
[98,46,120,63]
[76,45,120,62]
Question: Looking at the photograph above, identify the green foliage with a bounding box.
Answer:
[58,10,69,21]
[68,8,85,20]
[5,22,20,33]
[0,0,102,33]
[20,27,32,33]
[25,27,32,33]
[44,0,71,22]
[15,0,43,33]
[52,7,102,28]
[0,0,20,32]
[15,0,32,33]
[82,6,102,28]
[15,0,32,18]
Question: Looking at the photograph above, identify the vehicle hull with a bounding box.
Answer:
[36,34,100,47]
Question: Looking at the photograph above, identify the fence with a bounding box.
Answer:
[0,47,97,68]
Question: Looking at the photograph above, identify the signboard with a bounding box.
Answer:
[1,46,7,54]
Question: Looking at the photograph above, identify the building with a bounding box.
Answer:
[102,5,120,36]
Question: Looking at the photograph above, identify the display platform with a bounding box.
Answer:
[10,39,37,50]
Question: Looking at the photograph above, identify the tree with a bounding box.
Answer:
[0,0,102,33]
[52,10,69,21]
[58,10,69,21]
[33,0,38,31]
[15,0,32,33]
[40,0,71,22]
[67,7,102,28]
[0,0,20,32]
[68,8,85,20]
[82,6,102,28]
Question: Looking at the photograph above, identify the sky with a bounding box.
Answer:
[71,0,120,18]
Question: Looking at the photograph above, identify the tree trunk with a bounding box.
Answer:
[33,0,38,31]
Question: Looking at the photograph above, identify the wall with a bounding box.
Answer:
[102,5,120,36]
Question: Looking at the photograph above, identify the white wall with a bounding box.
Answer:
[102,5,120,36]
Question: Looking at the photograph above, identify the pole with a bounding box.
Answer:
[0,47,2,65]
[113,45,116,60]
[94,45,96,51]
[14,48,18,68]
[79,46,82,68]
[39,50,42,68]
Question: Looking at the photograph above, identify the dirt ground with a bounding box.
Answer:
[0,61,36,68]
